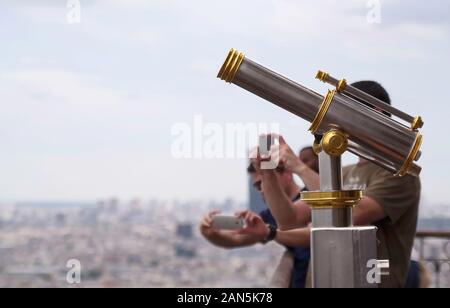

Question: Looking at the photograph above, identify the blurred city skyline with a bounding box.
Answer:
[1,1,449,206]
[0,199,448,287]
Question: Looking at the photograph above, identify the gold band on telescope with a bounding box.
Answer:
[309,90,336,133]
[301,190,363,209]
[397,134,423,177]
[411,116,424,130]
[337,79,347,93]
[217,49,245,83]
[316,70,329,83]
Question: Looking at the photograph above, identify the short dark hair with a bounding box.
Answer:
[351,81,391,105]
[351,81,391,117]
[300,146,317,157]
[247,163,256,174]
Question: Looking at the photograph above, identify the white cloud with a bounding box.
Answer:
[8,2,66,24]
[393,22,448,41]
[6,1,162,47]
[0,68,185,128]
[266,0,449,60]
[1,70,123,111]
[9,1,449,61]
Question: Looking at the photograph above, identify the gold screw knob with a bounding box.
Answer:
[322,130,348,156]
[316,70,329,82]
[312,141,322,155]
[411,116,424,130]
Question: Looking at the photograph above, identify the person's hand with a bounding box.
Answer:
[251,134,280,171]
[275,135,306,174]
[199,210,220,238]
[249,146,262,173]
[235,210,269,241]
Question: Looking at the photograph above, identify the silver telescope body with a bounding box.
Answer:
[217,49,423,177]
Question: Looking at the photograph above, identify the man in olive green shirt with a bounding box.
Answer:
[343,161,421,287]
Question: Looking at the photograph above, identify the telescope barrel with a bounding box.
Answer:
[316,90,422,176]
[217,49,324,123]
[218,49,423,177]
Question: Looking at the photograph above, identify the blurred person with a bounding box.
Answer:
[405,247,430,288]
[243,81,421,288]
[299,146,319,174]
[199,149,317,288]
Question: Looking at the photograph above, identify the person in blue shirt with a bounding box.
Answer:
[200,147,318,288]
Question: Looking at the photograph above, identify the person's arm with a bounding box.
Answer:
[264,198,383,247]
[294,165,320,192]
[202,230,262,249]
[352,168,420,226]
[277,136,320,191]
[199,211,265,249]
[275,226,311,248]
[238,213,311,248]
[353,196,386,226]
[260,170,311,230]
[260,170,303,230]
[266,197,385,246]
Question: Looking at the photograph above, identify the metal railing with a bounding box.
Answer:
[415,231,450,288]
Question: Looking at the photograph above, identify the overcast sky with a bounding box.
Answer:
[0,0,449,205]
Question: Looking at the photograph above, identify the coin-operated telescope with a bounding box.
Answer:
[217,49,424,288]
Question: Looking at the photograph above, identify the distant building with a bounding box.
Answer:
[418,217,450,230]
[174,244,196,259]
[55,213,66,226]
[221,198,234,213]
[175,223,196,258]
[248,175,266,213]
[176,223,193,239]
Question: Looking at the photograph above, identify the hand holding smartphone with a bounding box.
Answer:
[211,214,245,231]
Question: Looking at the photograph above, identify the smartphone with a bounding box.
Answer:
[211,215,245,230]
[259,134,275,161]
